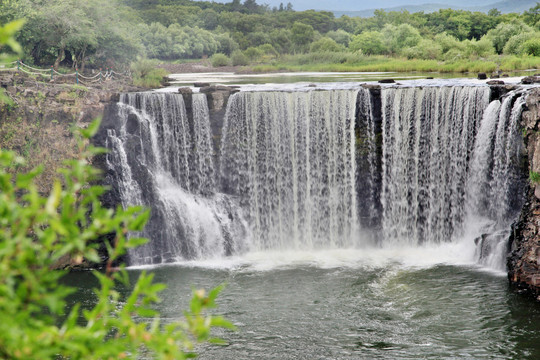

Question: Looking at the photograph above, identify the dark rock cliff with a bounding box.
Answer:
[508,87,540,300]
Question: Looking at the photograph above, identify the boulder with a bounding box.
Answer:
[361,84,381,90]
[522,76,540,84]
[178,87,193,95]
[378,79,395,84]
[477,73,487,80]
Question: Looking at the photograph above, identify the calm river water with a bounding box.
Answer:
[65,248,540,360]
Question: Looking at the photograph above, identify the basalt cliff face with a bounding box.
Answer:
[508,87,540,300]
[0,71,138,193]
[0,71,141,269]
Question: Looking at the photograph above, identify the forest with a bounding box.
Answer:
[0,0,539,73]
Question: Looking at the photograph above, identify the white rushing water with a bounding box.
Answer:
[106,93,248,264]
[220,90,360,250]
[104,86,526,269]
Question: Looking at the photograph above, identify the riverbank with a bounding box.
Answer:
[160,54,540,76]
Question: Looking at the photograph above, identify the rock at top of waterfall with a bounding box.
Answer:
[361,83,381,90]
[199,85,240,112]
[178,87,193,95]
[522,76,540,84]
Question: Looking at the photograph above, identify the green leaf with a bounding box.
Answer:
[80,118,102,139]
[126,237,148,248]
[210,316,237,330]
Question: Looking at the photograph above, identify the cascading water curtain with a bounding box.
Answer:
[380,86,525,252]
[106,93,247,265]
[380,86,491,246]
[220,90,360,251]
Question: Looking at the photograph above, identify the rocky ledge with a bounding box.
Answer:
[508,87,540,300]
[0,70,139,192]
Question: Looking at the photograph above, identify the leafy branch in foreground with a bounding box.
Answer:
[0,119,235,359]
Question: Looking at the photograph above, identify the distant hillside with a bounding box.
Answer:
[332,0,537,17]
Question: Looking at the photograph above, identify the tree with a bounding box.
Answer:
[524,2,540,28]
[349,31,386,55]
[290,21,314,52]
[310,37,344,52]
[486,21,533,53]
[326,29,352,47]
[382,23,421,55]
[0,121,235,359]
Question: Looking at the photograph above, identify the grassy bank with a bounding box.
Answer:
[250,53,540,74]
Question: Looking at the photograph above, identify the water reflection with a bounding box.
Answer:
[63,260,540,359]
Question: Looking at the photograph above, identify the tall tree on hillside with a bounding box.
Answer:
[524,2,540,27]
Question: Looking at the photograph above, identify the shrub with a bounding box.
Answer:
[530,170,540,184]
[504,33,537,55]
[326,29,352,47]
[0,120,234,359]
[309,37,344,53]
[244,47,264,61]
[403,39,443,60]
[257,43,279,57]
[434,32,465,54]
[131,57,168,88]
[210,53,230,67]
[462,36,496,58]
[522,37,540,56]
[486,22,534,53]
[444,48,465,61]
[382,24,421,55]
[231,49,249,66]
[349,31,386,55]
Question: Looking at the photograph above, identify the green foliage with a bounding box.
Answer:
[503,32,538,55]
[485,21,534,53]
[462,36,496,58]
[137,23,221,60]
[523,3,540,27]
[522,37,540,56]
[290,21,315,51]
[349,31,386,55]
[382,24,422,55]
[14,0,142,69]
[530,170,540,184]
[434,32,465,54]
[0,20,24,106]
[403,39,443,60]
[2,0,540,72]
[131,57,168,88]
[310,37,344,53]
[326,29,352,47]
[231,49,249,66]
[210,53,230,67]
[0,120,234,359]
[0,19,24,57]
[244,47,264,61]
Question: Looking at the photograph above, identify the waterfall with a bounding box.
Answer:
[103,85,526,268]
[105,92,247,265]
[219,90,360,250]
[468,92,526,269]
[380,86,491,246]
